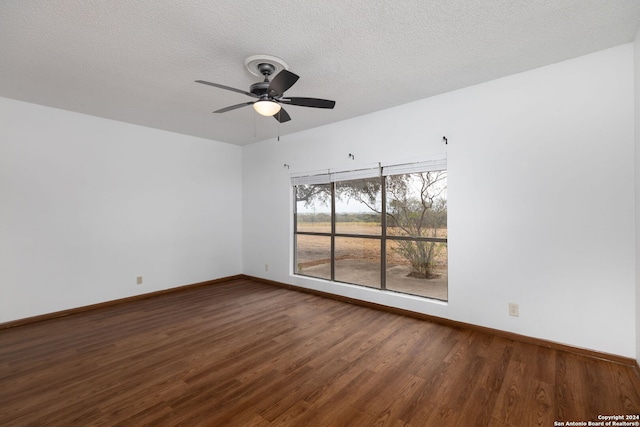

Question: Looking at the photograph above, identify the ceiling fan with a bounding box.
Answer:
[195,61,335,123]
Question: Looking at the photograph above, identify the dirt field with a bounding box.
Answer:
[296,222,447,266]
[298,221,447,237]
[295,222,448,300]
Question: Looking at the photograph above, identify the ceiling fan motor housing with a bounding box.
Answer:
[250,81,270,97]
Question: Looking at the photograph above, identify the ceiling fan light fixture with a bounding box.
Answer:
[253,100,281,116]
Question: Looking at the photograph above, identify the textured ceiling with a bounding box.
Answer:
[1,1,639,146]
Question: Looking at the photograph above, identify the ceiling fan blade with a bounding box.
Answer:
[195,80,258,98]
[281,97,336,109]
[268,70,299,97]
[273,107,291,123]
[213,102,254,113]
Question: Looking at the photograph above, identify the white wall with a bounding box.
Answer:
[635,29,640,366]
[243,44,636,358]
[0,97,242,323]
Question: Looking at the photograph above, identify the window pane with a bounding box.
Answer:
[295,235,331,280]
[386,171,447,238]
[335,178,382,235]
[296,184,331,233]
[335,237,381,288]
[386,240,448,300]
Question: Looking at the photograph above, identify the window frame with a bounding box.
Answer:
[293,160,447,300]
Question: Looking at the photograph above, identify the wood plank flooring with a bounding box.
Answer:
[1,278,639,426]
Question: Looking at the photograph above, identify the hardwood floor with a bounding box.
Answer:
[1,278,639,426]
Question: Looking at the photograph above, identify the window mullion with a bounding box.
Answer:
[381,174,387,290]
[293,186,298,273]
[330,182,336,282]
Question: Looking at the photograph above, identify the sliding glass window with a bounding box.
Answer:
[293,159,447,301]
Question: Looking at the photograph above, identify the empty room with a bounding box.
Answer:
[2,1,640,425]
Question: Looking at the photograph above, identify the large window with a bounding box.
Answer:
[293,159,448,301]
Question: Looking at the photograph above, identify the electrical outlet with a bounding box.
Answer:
[264,264,269,272]
[136,276,143,285]
[508,303,519,317]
